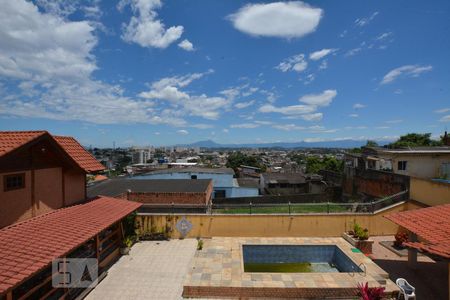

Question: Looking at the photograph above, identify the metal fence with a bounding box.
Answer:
[137,190,409,215]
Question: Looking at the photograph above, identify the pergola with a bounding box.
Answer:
[385,204,450,299]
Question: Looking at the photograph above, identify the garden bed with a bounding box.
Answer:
[342,232,373,255]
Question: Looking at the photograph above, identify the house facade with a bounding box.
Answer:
[0,131,105,228]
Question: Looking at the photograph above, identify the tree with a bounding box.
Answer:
[226,152,266,173]
[306,156,344,174]
[388,133,442,148]
[366,140,378,147]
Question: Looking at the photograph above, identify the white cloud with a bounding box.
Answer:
[228,1,323,39]
[300,113,323,121]
[119,0,183,49]
[235,100,255,109]
[222,128,229,133]
[178,39,194,51]
[230,123,260,129]
[309,48,336,60]
[0,0,173,126]
[353,103,366,109]
[299,89,337,107]
[375,32,393,41]
[435,108,450,114]
[345,47,362,57]
[276,54,307,73]
[355,12,379,27]
[349,114,359,118]
[190,124,213,129]
[177,129,189,135]
[259,104,316,115]
[138,70,231,120]
[272,124,305,131]
[318,60,328,70]
[440,115,450,122]
[381,65,433,84]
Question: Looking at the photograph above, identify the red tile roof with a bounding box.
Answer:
[54,135,105,172]
[0,196,141,294]
[0,131,46,157]
[385,204,450,259]
[0,131,104,172]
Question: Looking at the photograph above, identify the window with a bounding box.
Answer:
[4,173,25,191]
[398,161,407,171]
[191,175,197,179]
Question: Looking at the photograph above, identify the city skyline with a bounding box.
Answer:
[0,0,449,147]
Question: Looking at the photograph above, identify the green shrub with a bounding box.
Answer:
[197,239,204,250]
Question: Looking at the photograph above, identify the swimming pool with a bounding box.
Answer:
[242,245,362,273]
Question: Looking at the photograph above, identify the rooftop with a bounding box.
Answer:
[385,204,450,258]
[367,146,450,155]
[0,131,104,172]
[261,172,306,184]
[142,167,235,175]
[0,196,141,294]
[87,178,212,198]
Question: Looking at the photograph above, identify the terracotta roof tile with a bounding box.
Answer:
[54,136,105,172]
[385,204,450,259]
[0,131,105,173]
[0,196,141,294]
[0,131,47,156]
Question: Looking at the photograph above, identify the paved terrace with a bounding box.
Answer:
[86,239,197,300]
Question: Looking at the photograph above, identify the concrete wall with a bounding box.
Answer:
[343,169,409,198]
[136,201,422,239]
[386,153,450,179]
[410,177,450,206]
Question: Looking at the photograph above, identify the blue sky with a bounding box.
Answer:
[0,0,449,147]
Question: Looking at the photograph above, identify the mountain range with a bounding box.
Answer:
[178,139,393,149]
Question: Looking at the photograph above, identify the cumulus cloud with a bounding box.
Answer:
[275,54,307,72]
[228,1,322,39]
[309,48,336,60]
[381,65,433,84]
[0,0,170,126]
[178,39,194,51]
[119,0,183,48]
[138,70,231,120]
[299,90,337,107]
[353,103,366,109]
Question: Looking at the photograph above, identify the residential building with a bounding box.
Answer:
[345,146,450,179]
[87,178,213,206]
[0,131,105,228]
[134,167,259,198]
[259,173,309,195]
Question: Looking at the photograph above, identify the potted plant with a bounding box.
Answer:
[358,229,369,241]
[120,236,133,255]
[357,282,385,300]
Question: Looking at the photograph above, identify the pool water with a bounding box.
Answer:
[242,245,361,273]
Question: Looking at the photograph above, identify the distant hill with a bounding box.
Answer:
[177,139,393,149]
